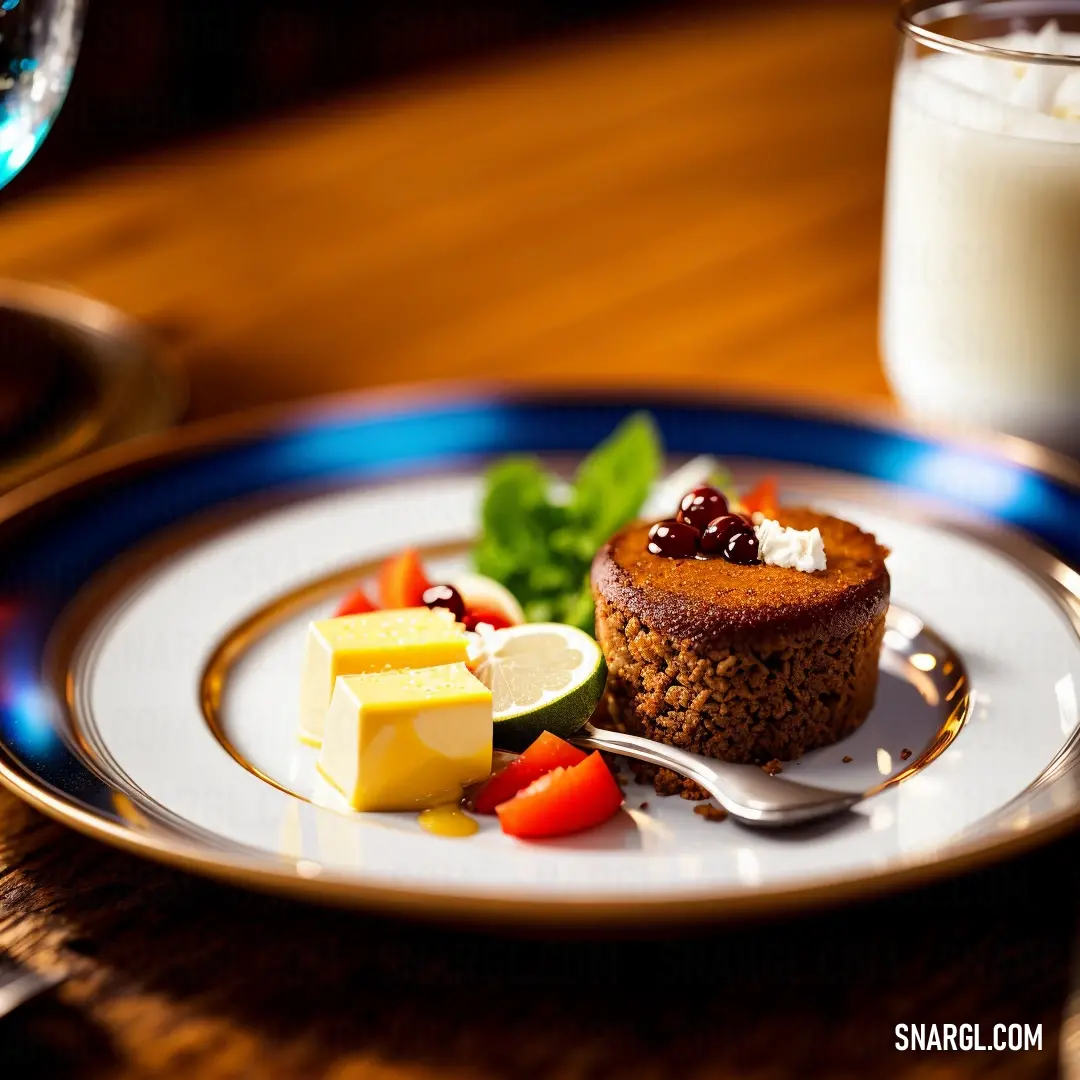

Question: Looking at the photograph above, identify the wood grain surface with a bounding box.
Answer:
[0,1,894,419]
[0,2,1073,1076]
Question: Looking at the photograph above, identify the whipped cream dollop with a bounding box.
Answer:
[1053,71,1080,120]
[754,517,826,573]
[943,21,1080,121]
[907,20,1080,141]
[1004,20,1070,113]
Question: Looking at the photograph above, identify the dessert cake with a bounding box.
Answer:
[591,503,890,778]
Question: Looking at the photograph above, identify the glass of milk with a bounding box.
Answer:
[881,1,1080,455]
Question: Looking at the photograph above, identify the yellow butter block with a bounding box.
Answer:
[316,663,493,812]
[298,607,467,745]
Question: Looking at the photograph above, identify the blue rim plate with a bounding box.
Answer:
[2,385,1080,926]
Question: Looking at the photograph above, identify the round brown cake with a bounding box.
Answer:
[591,509,890,777]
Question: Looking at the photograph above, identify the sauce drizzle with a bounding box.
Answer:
[418,804,479,838]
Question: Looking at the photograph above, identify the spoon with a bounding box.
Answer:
[0,950,64,1019]
[570,723,862,827]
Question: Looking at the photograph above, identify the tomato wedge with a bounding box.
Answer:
[463,606,514,632]
[742,476,779,518]
[495,751,624,838]
[378,549,431,609]
[334,586,377,617]
[472,731,587,814]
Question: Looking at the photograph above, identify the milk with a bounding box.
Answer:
[880,26,1080,454]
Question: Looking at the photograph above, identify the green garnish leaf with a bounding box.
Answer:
[569,412,662,543]
[524,598,556,624]
[473,412,665,637]
[561,582,597,634]
[480,457,550,546]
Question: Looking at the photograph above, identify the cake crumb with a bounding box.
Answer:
[638,801,649,811]
[679,787,710,800]
[900,748,912,761]
[762,759,783,776]
[842,755,853,764]
[630,762,709,799]
[694,803,729,822]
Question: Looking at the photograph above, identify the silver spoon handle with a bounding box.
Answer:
[571,723,860,827]
[0,951,63,1019]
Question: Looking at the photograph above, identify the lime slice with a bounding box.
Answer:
[471,623,607,751]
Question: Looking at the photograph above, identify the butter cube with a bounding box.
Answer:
[316,663,493,811]
[299,607,467,745]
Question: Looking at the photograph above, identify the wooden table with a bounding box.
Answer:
[0,2,1069,1076]
[0,1,895,419]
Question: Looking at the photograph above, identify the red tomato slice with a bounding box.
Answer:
[463,606,514,632]
[333,586,377,617]
[742,476,779,518]
[472,731,587,814]
[378,549,431,609]
[495,751,624,838]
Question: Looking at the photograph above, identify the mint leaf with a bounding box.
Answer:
[472,537,522,584]
[528,562,576,596]
[480,457,550,548]
[524,598,556,623]
[570,412,662,542]
[473,412,664,637]
[560,582,597,634]
[548,527,601,563]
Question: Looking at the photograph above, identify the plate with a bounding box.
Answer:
[2,389,1080,927]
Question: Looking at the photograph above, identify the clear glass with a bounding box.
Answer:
[0,0,84,188]
[880,1,1080,455]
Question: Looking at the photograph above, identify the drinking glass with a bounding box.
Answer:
[880,1,1080,455]
[0,0,84,187]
